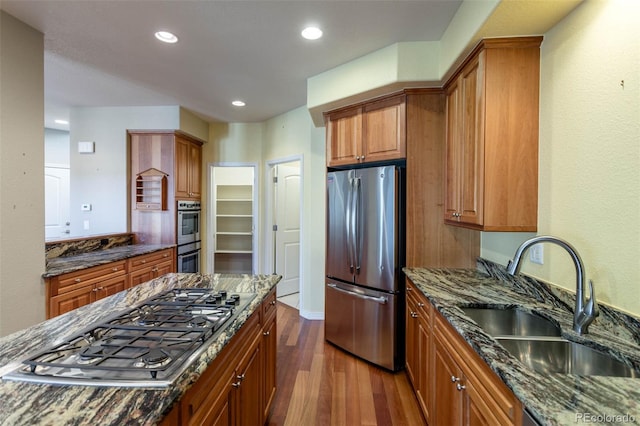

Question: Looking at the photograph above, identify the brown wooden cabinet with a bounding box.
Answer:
[162,288,277,426]
[444,37,542,232]
[47,261,128,318]
[128,248,175,289]
[129,130,204,245]
[175,135,202,200]
[405,281,431,423]
[46,248,175,318]
[325,93,406,167]
[406,278,522,426]
[261,288,278,420]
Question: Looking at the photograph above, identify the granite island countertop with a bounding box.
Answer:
[0,272,281,425]
[405,261,640,426]
[44,244,176,278]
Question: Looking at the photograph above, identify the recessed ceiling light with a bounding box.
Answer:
[54,119,69,125]
[301,26,323,40]
[232,100,246,107]
[154,31,178,44]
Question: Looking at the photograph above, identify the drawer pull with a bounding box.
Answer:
[263,331,270,336]
[417,302,425,308]
[112,267,119,272]
[456,383,466,391]
[75,278,82,283]
[141,260,146,264]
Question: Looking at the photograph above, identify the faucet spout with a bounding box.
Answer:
[505,235,599,334]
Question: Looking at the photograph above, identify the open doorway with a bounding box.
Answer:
[265,157,302,310]
[208,163,257,274]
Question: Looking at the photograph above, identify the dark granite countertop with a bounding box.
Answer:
[44,244,176,278]
[0,273,281,425]
[404,261,640,426]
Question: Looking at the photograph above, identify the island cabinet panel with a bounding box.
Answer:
[46,248,175,318]
[261,288,278,419]
[325,93,406,167]
[444,37,542,232]
[405,278,522,426]
[162,288,277,426]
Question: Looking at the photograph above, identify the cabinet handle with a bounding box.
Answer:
[263,331,270,336]
[407,286,412,292]
[410,312,418,318]
[417,302,425,308]
[270,300,276,306]
[361,155,365,161]
[75,278,82,283]
[163,254,169,258]
[152,267,158,272]
[356,156,360,160]
[92,288,98,292]
[232,381,241,388]
[96,286,104,291]
[236,373,245,381]
[141,260,146,264]
[451,376,460,383]
[112,267,119,272]
[456,383,466,391]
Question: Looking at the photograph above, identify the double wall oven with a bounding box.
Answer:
[177,200,201,273]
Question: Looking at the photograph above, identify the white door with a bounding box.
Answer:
[275,162,300,297]
[45,166,71,239]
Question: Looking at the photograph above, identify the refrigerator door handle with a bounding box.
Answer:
[327,283,388,304]
[346,177,355,272]
[353,177,362,272]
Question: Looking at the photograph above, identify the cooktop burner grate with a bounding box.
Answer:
[3,288,256,387]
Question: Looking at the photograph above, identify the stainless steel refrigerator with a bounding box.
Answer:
[325,165,405,371]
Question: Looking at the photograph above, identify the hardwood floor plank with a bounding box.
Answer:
[268,303,425,426]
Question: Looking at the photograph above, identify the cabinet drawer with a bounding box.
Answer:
[129,249,174,270]
[53,261,127,295]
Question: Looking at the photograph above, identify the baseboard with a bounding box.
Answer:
[300,309,324,320]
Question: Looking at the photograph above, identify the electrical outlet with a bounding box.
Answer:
[530,245,544,265]
[83,220,90,230]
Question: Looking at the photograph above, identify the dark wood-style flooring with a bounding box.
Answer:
[267,302,426,426]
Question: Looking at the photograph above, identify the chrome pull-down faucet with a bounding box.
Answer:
[506,235,599,335]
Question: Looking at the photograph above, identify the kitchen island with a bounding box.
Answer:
[405,260,640,425]
[0,272,280,425]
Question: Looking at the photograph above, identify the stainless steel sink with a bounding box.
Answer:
[496,338,640,378]
[461,307,561,337]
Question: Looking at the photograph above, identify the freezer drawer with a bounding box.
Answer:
[325,282,399,371]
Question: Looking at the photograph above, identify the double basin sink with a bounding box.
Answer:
[461,307,639,378]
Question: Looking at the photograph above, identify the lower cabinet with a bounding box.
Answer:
[46,248,175,318]
[406,278,522,426]
[162,287,277,426]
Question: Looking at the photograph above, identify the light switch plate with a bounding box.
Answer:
[81,203,92,211]
[78,141,95,153]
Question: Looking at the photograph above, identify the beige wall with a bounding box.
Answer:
[481,0,640,317]
[0,12,46,336]
[262,107,326,319]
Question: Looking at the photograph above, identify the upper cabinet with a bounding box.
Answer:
[325,93,406,167]
[444,37,542,232]
[175,135,202,200]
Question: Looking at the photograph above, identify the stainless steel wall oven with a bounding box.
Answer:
[177,200,201,272]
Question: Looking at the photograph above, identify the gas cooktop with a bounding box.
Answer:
[2,288,256,388]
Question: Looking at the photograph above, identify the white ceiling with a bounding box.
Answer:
[1,0,463,130]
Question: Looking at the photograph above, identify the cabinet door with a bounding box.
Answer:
[188,142,202,199]
[458,53,484,226]
[433,330,464,425]
[233,340,262,426]
[405,288,418,386]
[175,137,191,198]
[262,317,277,421]
[416,311,431,420]
[444,79,461,221]
[326,106,362,167]
[154,259,175,277]
[362,94,406,163]
[49,285,94,317]
[129,266,154,289]
[465,380,506,426]
[95,274,128,300]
